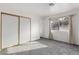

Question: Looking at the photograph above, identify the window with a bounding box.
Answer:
[50,16,69,31]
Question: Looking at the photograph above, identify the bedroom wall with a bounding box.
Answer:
[72,13,79,45]
[41,17,49,38]
[31,16,42,41]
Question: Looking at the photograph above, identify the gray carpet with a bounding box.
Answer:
[0,38,79,55]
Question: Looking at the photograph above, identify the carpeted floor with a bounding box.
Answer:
[0,38,79,55]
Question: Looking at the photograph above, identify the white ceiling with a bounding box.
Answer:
[50,3,79,15]
[0,3,79,16]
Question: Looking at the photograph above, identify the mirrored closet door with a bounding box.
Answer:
[2,14,18,49]
[20,17,30,44]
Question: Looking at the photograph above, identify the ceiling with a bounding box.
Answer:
[0,3,79,16]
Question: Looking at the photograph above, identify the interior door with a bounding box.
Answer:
[20,17,30,44]
[2,14,18,49]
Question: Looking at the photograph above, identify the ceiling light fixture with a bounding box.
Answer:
[49,3,55,6]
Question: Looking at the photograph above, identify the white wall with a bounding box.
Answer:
[52,30,69,43]
[39,17,44,37]
[41,17,49,38]
[31,16,41,41]
[72,13,79,45]
[39,17,48,37]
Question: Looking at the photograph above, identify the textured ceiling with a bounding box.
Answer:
[0,3,79,16]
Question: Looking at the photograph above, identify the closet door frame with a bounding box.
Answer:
[0,12,2,51]
[0,12,31,51]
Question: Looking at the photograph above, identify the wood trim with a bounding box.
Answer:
[1,12,19,17]
[49,18,54,39]
[20,16,31,19]
[49,18,51,39]
[29,18,31,54]
[18,16,20,45]
[0,12,2,51]
[49,14,77,19]
[69,15,75,44]
[2,44,19,50]
[30,18,31,42]
[1,12,31,19]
